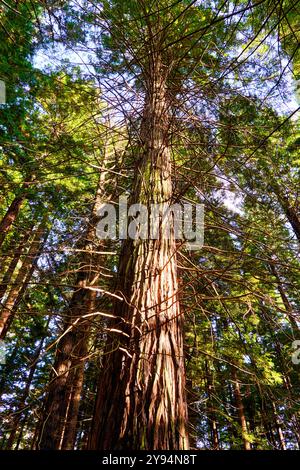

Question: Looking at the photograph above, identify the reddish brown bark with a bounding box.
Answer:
[88,56,189,450]
[0,251,21,301]
[284,204,300,244]
[37,272,96,449]
[269,262,299,331]
[271,179,300,244]
[0,182,30,249]
[0,224,35,300]
[60,338,88,450]
[0,222,47,339]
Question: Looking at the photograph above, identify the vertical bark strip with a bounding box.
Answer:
[89,56,189,450]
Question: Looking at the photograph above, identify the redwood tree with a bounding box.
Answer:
[86,0,206,450]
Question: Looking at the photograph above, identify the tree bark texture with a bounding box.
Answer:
[88,56,189,450]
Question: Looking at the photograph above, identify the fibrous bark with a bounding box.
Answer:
[89,55,189,450]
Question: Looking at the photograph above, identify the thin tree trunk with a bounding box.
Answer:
[0,252,21,301]
[271,179,300,243]
[77,368,98,450]
[261,405,277,449]
[0,223,35,300]
[30,417,41,450]
[14,411,29,450]
[37,272,96,449]
[269,262,299,331]
[245,385,257,449]
[271,401,286,450]
[283,204,300,243]
[185,378,199,449]
[0,221,47,339]
[59,284,96,450]
[5,325,48,449]
[262,308,300,447]
[232,369,251,450]
[205,360,220,450]
[88,55,189,450]
[227,382,240,449]
[0,182,29,249]
[60,342,87,450]
[274,341,300,447]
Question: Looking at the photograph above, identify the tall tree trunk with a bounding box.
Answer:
[261,307,300,447]
[60,339,87,450]
[0,182,29,249]
[283,203,300,244]
[0,221,47,339]
[260,405,277,449]
[227,381,240,449]
[270,179,300,243]
[30,417,41,450]
[271,401,286,450]
[59,284,96,450]
[244,385,257,449]
[37,249,97,450]
[14,411,29,450]
[274,342,300,447]
[88,55,189,450]
[0,251,21,301]
[269,262,299,331]
[185,378,199,449]
[205,360,219,450]
[232,368,251,450]
[5,324,48,449]
[0,223,35,300]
